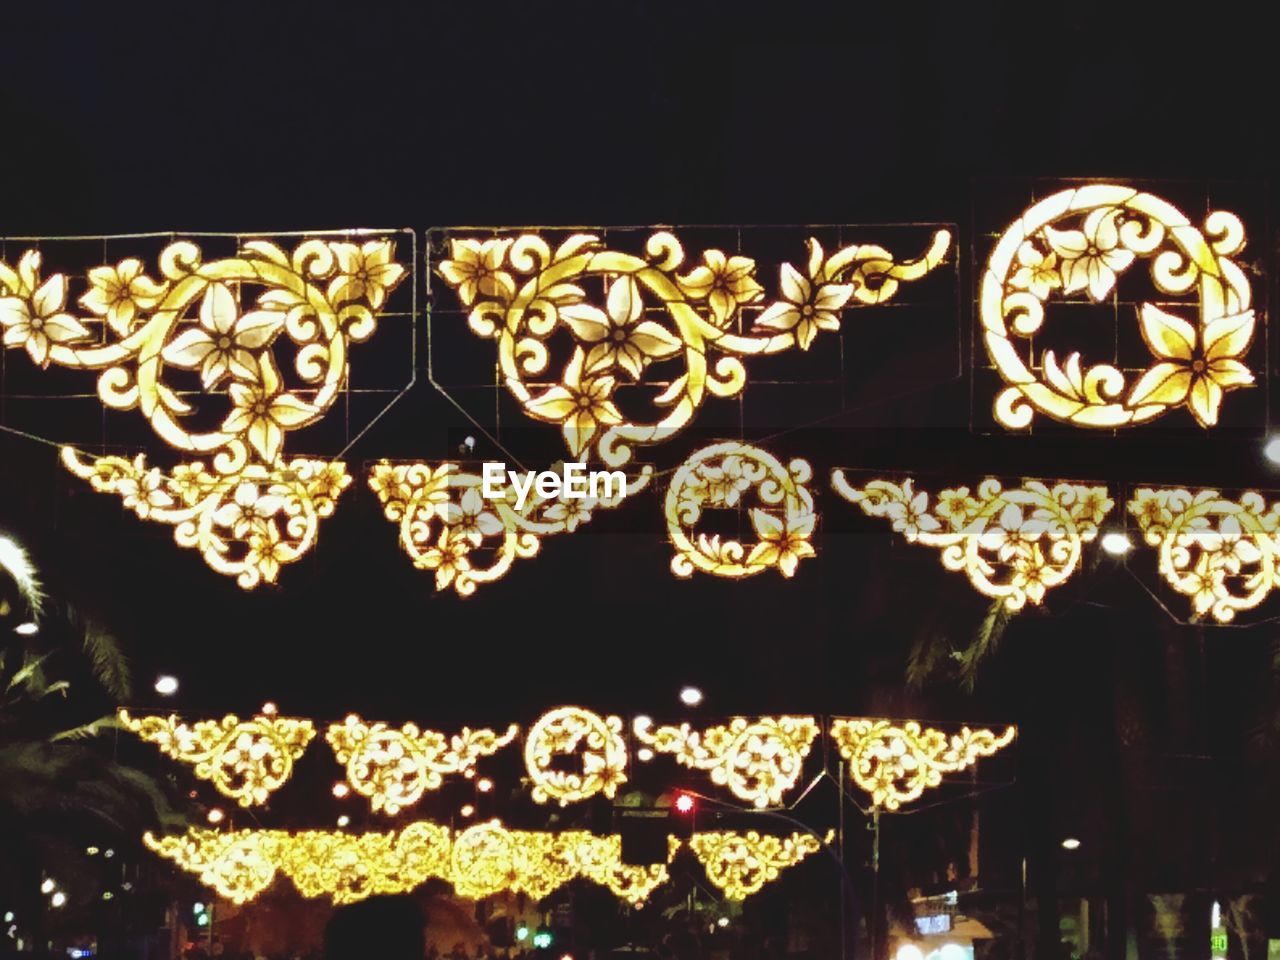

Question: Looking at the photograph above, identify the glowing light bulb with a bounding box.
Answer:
[337,815,350,828]
[50,893,66,908]
[14,622,37,636]
[154,675,179,696]
[261,702,278,716]
[637,748,654,762]
[674,793,695,814]
[679,686,703,707]
[332,782,350,799]
[39,880,54,895]
[477,778,493,793]
[1061,837,1081,850]
[1265,436,1280,464]
[1100,531,1132,555]
[717,916,730,928]
[207,808,225,825]
[460,804,476,818]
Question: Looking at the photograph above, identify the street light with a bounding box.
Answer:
[337,815,350,828]
[679,686,703,707]
[154,675,179,696]
[332,782,350,799]
[207,808,225,825]
[1061,837,1081,850]
[1265,436,1280,465]
[50,893,66,908]
[39,880,54,895]
[1100,531,1132,555]
[13,622,37,636]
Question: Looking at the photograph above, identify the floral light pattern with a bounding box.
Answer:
[666,442,816,579]
[832,474,1113,610]
[633,716,819,809]
[524,706,628,805]
[326,715,519,815]
[0,238,406,586]
[830,719,1016,810]
[436,230,950,466]
[687,831,822,901]
[369,461,650,596]
[982,184,1255,429]
[119,710,315,807]
[1128,487,1280,623]
[146,822,698,907]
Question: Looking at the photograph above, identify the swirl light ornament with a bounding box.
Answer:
[119,710,315,807]
[687,831,822,901]
[666,442,816,579]
[369,460,651,596]
[1129,487,1280,623]
[832,474,1113,610]
[524,706,628,805]
[981,184,1255,429]
[633,716,819,809]
[145,822,692,907]
[830,719,1016,811]
[0,237,406,587]
[436,229,950,466]
[326,715,519,815]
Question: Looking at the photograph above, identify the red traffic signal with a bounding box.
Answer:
[674,792,695,814]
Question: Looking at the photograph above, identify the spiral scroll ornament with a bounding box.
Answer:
[666,442,816,579]
[981,184,1255,429]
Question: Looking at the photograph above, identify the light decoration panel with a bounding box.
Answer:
[326,715,519,815]
[436,230,950,466]
[687,830,822,901]
[981,184,1255,429]
[1129,487,1280,622]
[119,710,314,807]
[0,238,406,587]
[832,474,1112,610]
[146,823,693,907]
[830,719,1016,811]
[633,715,819,809]
[524,706,628,805]
[369,460,650,596]
[666,442,816,579]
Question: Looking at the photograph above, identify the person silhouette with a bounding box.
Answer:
[324,895,426,960]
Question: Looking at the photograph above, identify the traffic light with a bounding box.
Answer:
[533,927,553,949]
[674,792,695,814]
[516,922,529,943]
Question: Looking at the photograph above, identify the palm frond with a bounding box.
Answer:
[0,533,44,619]
[50,715,120,742]
[956,600,1013,692]
[75,614,132,700]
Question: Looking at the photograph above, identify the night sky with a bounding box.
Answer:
[2,2,1279,892]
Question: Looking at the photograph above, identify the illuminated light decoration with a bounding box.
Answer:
[326,715,518,815]
[147,822,688,907]
[369,461,650,596]
[981,184,1255,429]
[525,706,628,805]
[830,719,1016,811]
[633,716,820,809]
[63,453,352,589]
[832,474,1112,610]
[687,830,822,901]
[144,830,282,905]
[119,710,315,807]
[436,230,949,466]
[0,239,406,586]
[1129,487,1280,622]
[666,443,816,579]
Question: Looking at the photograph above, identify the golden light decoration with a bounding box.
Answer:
[326,715,519,815]
[0,237,406,587]
[524,706,628,805]
[666,442,816,579]
[119,710,315,807]
[830,719,1016,811]
[146,821,693,907]
[687,831,822,901]
[1129,487,1280,622]
[145,830,283,905]
[436,230,949,466]
[633,716,819,809]
[981,184,1255,429]
[369,460,650,596]
[832,474,1112,610]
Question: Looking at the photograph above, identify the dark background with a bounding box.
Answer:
[3,0,1280,917]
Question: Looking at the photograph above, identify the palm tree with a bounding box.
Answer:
[0,529,186,950]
